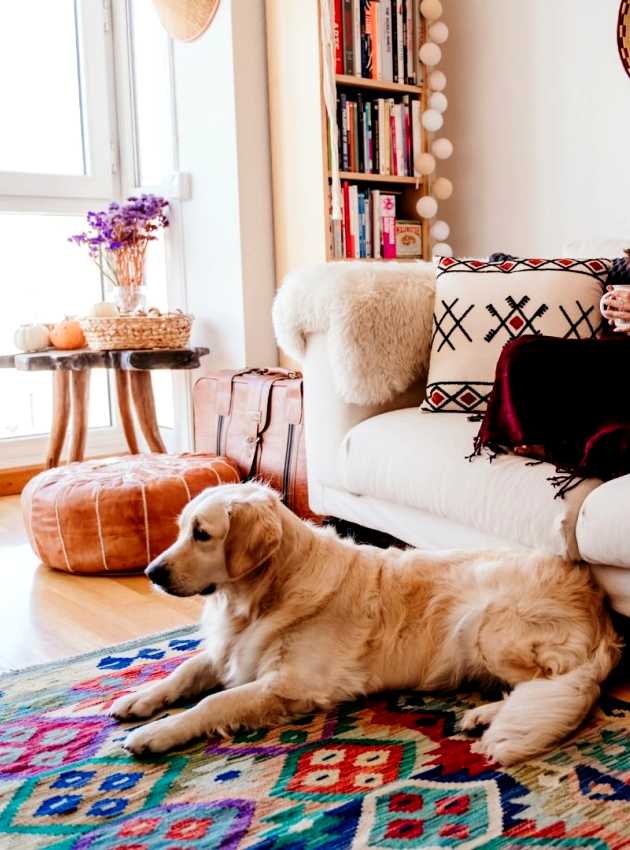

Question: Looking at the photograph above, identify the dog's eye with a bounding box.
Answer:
[193,522,211,543]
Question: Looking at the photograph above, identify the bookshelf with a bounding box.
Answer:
[266,0,434,287]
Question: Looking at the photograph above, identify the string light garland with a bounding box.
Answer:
[418,3,452,253]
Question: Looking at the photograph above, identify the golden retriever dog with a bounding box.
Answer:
[111,482,621,765]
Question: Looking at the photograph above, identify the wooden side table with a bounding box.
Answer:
[0,347,209,468]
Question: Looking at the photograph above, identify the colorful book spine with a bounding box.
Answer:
[402,95,411,175]
[405,0,415,82]
[372,189,381,258]
[342,0,354,75]
[381,0,393,82]
[381,193,397,259]
[334,0,344,74]
[396,0,404,84]
[357,92,365,172]
[411,98,421,172]
[367,0,379,79]
[352,0,362,76]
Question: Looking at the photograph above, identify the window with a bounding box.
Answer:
[0,0,187,467]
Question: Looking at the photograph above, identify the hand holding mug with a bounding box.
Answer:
[600,285,630,332]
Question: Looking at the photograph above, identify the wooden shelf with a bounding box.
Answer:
[335,171,421,185]
[335,74,422,96]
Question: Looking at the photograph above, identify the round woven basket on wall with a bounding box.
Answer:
[152,0,220,41]
[22,454,240,574]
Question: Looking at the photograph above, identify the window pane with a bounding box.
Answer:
[130,1,174,185]
[0,213,111,438]
[144,234,175,429]
[0,2,85,175]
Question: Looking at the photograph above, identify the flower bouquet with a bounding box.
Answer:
[70,194,169,314]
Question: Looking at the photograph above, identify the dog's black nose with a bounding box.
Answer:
[146,560,170,587]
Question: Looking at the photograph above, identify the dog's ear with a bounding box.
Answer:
[224,498,283,579]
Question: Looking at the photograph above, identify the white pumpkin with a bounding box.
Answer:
[88,301,119,318]
[14,323,50,353]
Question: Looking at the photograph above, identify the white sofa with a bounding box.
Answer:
[292,242,630,617]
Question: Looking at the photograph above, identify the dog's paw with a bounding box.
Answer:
[122,717,186,756]
[110,689,167,721]
[459,701,503,732]
[471,727,530,767]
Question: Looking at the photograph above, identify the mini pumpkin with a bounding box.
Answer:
[88,301,119,318]
[14,323,50,353]
[50,318,86,350]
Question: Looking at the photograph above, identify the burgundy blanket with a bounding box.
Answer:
[473,335,630,495]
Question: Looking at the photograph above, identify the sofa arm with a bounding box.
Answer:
[303,332,426,509]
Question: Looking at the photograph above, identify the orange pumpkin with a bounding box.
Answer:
[50,318,86,350]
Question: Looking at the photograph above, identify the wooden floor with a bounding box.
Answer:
[0,495,203,672]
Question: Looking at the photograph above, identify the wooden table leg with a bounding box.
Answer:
[129,370,167,453]
[46,371,70,469]
[68,369,91,463]
[114,369,140,454]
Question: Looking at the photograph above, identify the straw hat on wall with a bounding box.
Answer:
[152,0,220,42]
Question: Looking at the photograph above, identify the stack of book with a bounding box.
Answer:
[331,184,422,260]
[338,92,421,176]
[335,0,421,84]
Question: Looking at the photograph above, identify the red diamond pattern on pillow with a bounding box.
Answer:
[421,257,611,414]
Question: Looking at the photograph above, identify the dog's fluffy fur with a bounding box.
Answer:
[111,483,621,765]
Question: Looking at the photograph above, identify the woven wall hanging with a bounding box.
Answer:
[618,0,630,77]
[152,0,220,42]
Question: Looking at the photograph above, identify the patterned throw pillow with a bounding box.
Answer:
[421,257,611,414]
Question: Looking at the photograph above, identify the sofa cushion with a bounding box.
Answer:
[421,257,610,414]
[340,409,601,559]
[576,476,630,568]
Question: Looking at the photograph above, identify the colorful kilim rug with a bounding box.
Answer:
[1,627,630,849]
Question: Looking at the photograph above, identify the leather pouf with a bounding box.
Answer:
[21,454,240,574]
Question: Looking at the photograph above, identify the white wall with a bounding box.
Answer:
[172,0,277,370]
[440,0,630,257]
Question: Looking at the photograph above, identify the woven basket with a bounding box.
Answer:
[80,313,193,351]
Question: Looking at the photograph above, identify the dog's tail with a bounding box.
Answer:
[476,630,622,766]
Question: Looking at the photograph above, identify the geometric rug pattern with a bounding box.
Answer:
[1,627,629,849]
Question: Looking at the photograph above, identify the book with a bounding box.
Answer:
[367,0,379,79]
[349,184,360,258]
[372,188,381,258]
[405,0,415,82]
[342,0,354,75]
[411,98,421,173]
[339,94,350,171]
[396,220,422,257]
[358,93,366,171]
[380,0,393,82]
[334,0,344,74]
[352,0,362,76]
[343,182,352,257]
[358,191,366,257]
[390,0,398,82]
[381,193,397,258]
[396,0,404,84]
[402,95,412,174]
[362,0,375,79]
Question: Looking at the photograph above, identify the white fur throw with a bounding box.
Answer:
[272,261,436,406]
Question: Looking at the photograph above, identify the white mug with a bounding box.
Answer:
[600,284,630,331]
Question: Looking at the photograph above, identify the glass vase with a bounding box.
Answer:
[112,284,147,315]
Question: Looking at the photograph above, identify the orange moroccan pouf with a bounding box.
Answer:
[21,454,240,574]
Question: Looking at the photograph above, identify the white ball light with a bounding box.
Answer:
[431,220,450,241]
[416,196,438,219]
[429,92,448,113]
[429,70,447,91]
[429,21,449,44]
[431,137,454,159]
[419,42,442,66]
[433,177,453,200]
[414,152,436,175]
[420,0,443,21]
[433,242,453,257]
[421,109,444,132]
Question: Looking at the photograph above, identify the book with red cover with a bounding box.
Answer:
[334,0,344,74]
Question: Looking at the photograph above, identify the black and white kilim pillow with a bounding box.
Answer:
[421,257,611,414]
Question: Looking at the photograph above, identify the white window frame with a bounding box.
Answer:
[0,0,192,468]
[0,0,117,201]
[111,0,193,455]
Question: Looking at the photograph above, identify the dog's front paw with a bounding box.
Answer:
[459,701,503,732]
[110,689,168,721]
[123,717,187,755]
[471,727,529,767]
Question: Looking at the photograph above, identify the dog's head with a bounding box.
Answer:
[145,482,283,597]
